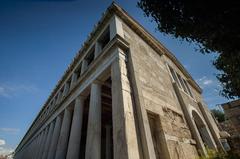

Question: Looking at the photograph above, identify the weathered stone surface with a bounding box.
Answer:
[14,3,223,159]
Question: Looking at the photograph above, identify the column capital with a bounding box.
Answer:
[76,95,87,101]
[92,79,104,85]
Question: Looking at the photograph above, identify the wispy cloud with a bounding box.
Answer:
[183,64,189,69]
[0,83,39,98]
[0,147,14,156]
[0,87,9,98]
[0,139,5,146]
[197,76,214,88]
[0,128,20,134]
[0,139,14,155]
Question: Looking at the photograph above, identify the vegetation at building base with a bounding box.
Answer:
[199,148,240,159]
[137,0,240,99]
[211,109,225,122]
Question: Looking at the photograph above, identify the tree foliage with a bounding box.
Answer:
[211,109,225,123]
[138,0,240,99]
[199,148,239,159]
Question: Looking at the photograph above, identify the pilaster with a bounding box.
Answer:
[111,49,140,159]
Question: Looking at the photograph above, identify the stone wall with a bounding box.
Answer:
[122,22,199,159]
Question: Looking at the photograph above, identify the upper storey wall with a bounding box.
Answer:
[120,14,223,153]
[123,22,182,113]
[121,19,204,114]
[121,20,200,159]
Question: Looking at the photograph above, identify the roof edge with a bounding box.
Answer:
[109,3,202,93]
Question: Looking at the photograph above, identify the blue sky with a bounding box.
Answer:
[0,0,229,155]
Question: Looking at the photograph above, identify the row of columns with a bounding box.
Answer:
[15,83,108,159]
[15,51,140,159]
[15,94,87,159]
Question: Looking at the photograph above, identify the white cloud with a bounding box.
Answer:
[0,147,14,156]
[0,139,5,146]
[197,76,214,88]
[0,139,14,156]
[203,79,213,85]
[0,128,20,134]
[0,87,10,97]
[0,83,38,98]
[183,64,189,69]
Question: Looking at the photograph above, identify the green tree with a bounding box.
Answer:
[138,0,240,99]
[211,109,225,122]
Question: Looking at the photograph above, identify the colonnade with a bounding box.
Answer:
[14,52,139,159]
[15,83,107,159]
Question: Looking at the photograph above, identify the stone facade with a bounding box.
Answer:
[221,99,240,135]
[14,3,224,159]
[221,99,240,156]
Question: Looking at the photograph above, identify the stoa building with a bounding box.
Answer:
[14,3,224,159]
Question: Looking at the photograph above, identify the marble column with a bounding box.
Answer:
[85,82,102,159]
[31,139,35,158]
[70,73,77,89]
[55,108,72,159]
[47,116,62,159]
[111,50,140,159]
[25,145,28,159]
[57,90,63,104]
[22,149,25,159]
[38,127,48,159]
[64,80,71,97]
[31,137,37,158]
[66,96,84,159]
[105,125,112,159]
[33,134,41,158]
[25,142,30,159]
[94,42,102,58]
[35,131,44,159]
[29,139,34,158]
[81,60,88,75]
[42,121,55,159]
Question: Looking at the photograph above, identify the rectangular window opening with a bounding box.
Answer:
[183,79,193,97]
[50,100,54,110]
[98,26,110,51]
[147,112,163,159]
[169,66,181,88]
[75,63,82,80]
[65,79,71,95]
[176,73,188,93]
[85,47,95,66]
[54,96,58,105]
[58,88,64,103]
